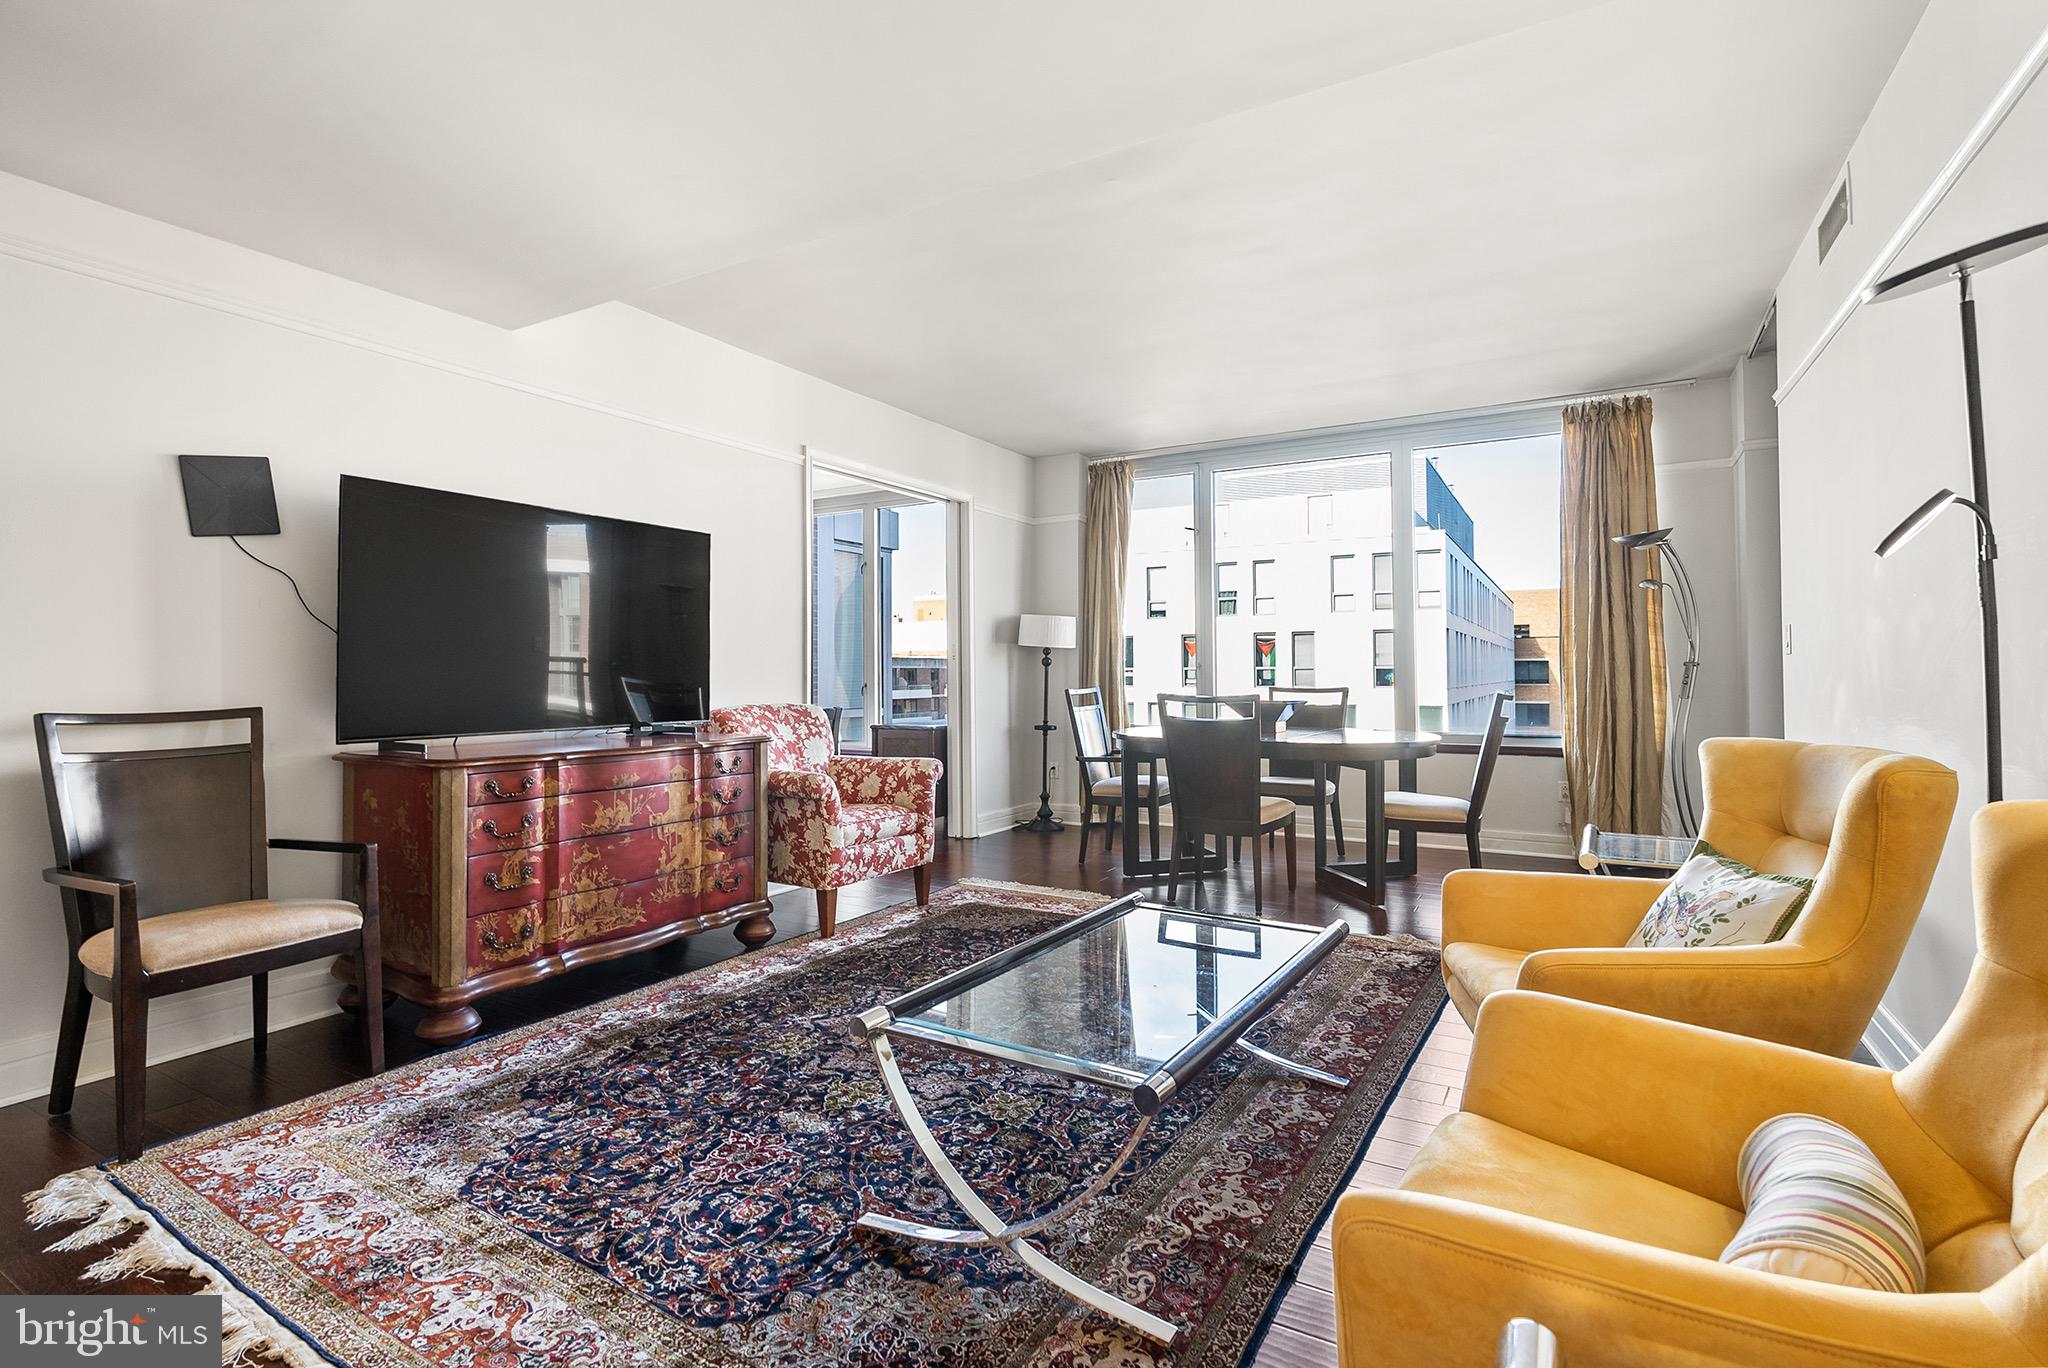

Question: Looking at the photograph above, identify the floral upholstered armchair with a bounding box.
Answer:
[706,703,940,937]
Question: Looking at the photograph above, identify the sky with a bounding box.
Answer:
[1425,433,1561,590]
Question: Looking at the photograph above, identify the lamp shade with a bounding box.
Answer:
[1017,614,1077,650]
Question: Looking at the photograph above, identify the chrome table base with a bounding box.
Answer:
[855,1031,1348,1344]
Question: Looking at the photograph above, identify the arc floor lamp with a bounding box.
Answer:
[1866,220,2048,804]
[1614,527,1702,837]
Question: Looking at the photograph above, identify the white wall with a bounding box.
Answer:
[1772,0,2048,1052]
[0,170,1036,1103]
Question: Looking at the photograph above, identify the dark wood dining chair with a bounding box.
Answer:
[1263,685,1349,860]
[1382,692,1511,869]
[36,708,385,1162]
[1158,693,1296,911]
[1066,686,1165,865]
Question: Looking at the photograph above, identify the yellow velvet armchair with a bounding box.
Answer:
[1333,802,2048,1367]
[1442,737,1957,1055]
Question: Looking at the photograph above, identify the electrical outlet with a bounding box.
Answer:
[1557,781,1569,803]
[1048,763,1060,781]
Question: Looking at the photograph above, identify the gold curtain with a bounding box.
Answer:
[1080,460,1135,728]
[1560,396,1668,834]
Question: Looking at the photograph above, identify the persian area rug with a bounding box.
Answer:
[29,878,1444,1367]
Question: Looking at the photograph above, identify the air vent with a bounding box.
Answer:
[1817,167,1852,263]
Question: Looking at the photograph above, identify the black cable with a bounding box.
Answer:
[228,535,338,634]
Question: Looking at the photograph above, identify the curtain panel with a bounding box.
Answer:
[1080,460,1135,730]
[1559,396,1667,834]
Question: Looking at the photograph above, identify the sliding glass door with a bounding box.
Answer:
[810,485,951,752]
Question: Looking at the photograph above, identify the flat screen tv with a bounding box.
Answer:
[336,476,710,743]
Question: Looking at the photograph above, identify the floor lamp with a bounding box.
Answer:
[1614,527,1701,837]
[1017,614,1077,832]
[1865,221,2048,805]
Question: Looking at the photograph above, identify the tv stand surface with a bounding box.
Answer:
[337,731,770,1042]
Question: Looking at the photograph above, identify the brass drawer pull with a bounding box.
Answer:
[484,774,538,799]
[711,784,743,806]
[481,813,538,839]
[709,825,742,849]
[482,917,536,953]
[484,863,538,891]
[712,754,745,775]
[709,869,744,894]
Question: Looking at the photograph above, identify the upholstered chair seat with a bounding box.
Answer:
[76,899,363,977]
[1089,774,1169,801]
[1440,737,1958,1054]
[1382,792,1471,824]
[1333,803,2048,1367]
[708,703,939,937]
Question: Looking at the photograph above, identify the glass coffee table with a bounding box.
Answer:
[851,893,1351,1344]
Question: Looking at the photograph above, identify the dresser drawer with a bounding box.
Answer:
[699,858,756,914]
[467,799,546,854]
[467,904,547,972]
[467,849,547,915]
[465,752,696,806]
[467,824,694,915]
[702,745,753,780]
[696,812,754,866]
[550,782,696,843]
[698,773,755,819]
[553,875,699,954]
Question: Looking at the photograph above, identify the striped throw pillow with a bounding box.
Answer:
[1722,1113,1925,1293]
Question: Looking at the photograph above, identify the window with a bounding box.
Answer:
[1416,548,1443,607]
[1253,633,1277,687]
[1122,635,1135,689]
[1515,658,1550,685]
[1215,561,1239,616]
[1252,559,1276,615]
[1306,493,1334,532]
[1330,554,1357,612]
[1514,621,1531,639]
[1372,552,1393,610]
[810,494,951,748]
[1291,631,1316,687]
[1145,566,1168,619]
[1515,702,1551,730]
[1373,629,1395,687]
[1180,634,1200,687]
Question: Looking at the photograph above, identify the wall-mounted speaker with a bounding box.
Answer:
[179,454,280,536]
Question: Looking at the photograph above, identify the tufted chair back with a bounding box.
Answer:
[707,703,835,776]
[1690,737,1957,1056]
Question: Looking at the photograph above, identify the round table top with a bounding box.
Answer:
[1115,724,1439,763]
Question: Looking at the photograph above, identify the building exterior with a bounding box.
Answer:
[1121,459,1515,734]
[1507,586,1561,735]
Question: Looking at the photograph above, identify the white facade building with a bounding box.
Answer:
[1121,459,1514,733]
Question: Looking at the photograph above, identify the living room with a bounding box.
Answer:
[1,3,2045,1365]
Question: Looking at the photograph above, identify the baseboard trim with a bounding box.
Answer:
[0,960,344,1109]
[1861,1004,1924,1071]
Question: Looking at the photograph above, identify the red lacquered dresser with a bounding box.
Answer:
[338,733,771,1041]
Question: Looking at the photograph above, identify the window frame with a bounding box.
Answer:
[1108,404,1561,743]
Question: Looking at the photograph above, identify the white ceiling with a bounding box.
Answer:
[0,1,1926,455]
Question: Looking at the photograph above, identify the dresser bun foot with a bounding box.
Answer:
[415,1005,484,1043]
[735,909,776,949]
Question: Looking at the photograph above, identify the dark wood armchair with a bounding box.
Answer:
[1066,686,1165,865]
[1263,685,1349,859]
[1158,693,1296,910]
[36,708,384,1162]
[1382,692,1511,869]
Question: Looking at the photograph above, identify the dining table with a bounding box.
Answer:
[1112,723,1441,907]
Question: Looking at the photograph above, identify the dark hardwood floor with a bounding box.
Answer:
[0,823,1566,1363]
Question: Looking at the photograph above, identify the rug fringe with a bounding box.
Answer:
[25,1168,330,1368]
